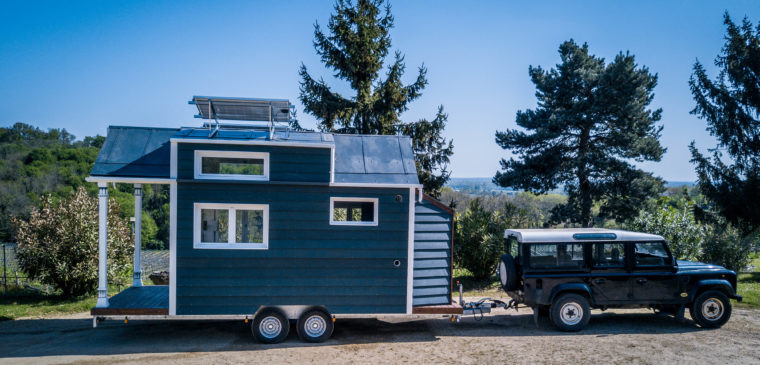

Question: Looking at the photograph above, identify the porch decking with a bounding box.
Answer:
[411,302,463,315]
[90,285,169,315]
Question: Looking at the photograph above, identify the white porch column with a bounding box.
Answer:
[132,184,143,287]
[96,183,109,308]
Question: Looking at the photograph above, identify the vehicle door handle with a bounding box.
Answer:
[593,279,605,284]
[636,278,648,284]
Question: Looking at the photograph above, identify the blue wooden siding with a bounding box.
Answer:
[413,198,452,306]
[175,181,410,315]
[176,143,331,183]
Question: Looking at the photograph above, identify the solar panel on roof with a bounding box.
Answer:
[190,96,291,122]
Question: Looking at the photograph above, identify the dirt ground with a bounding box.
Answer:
[1,298,759,365]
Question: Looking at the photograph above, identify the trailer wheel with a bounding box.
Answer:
[297,309,333,343]
[252,308,290,344]
[499,254,518,291]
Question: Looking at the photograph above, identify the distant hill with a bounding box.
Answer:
[447,177,695,195]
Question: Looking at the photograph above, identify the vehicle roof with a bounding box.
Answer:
[504,228,664,243]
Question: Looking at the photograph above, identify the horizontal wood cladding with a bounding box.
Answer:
[175,183,410,315]
[412,197,453,307]
[177,143,331,182]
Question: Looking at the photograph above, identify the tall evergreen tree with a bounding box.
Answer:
[299,0,453,196]
[689,13,760,235]
[494,40,666,227]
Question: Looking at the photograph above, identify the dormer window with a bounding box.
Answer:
[194,150,269,180]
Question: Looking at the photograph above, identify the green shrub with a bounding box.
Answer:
[12,187,132,298]
[631,198,704,261]
[454,199,526,280]
[701,226,754,272]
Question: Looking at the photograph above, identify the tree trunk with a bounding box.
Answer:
[578,125,593,227]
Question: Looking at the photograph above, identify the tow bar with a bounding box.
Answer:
[452,282,518,322]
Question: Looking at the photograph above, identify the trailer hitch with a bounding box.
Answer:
[455,282,518,321]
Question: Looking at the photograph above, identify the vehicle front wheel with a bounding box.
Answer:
[690,290,732,328]
[252,308,290,344]
[550,293,591,332]
[297,309,334,343]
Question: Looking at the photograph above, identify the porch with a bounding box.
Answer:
[90,286,169,316]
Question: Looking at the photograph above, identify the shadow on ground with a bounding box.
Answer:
[0,311,705,358]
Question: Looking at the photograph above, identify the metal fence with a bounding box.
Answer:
[1,243,169,294]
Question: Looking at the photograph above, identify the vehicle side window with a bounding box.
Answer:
[634,241,670,267]
[592,242,625,268]
[528,243,584,269]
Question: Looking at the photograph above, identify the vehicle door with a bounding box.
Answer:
[631,241,681,302]
[588,242,631,304]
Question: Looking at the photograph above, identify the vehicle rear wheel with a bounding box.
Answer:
[297,309,333,343]
[252,308,290,344]
[550,293,591,332]
[690,290,731,328]
[499,254,518,292]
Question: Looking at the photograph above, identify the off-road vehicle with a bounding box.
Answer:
[498,228,742,332]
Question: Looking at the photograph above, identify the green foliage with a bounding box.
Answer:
[454,198,527,280]
[689,13,760,235]
[11,187,133,298]
[0,123,102,241]
[494,40,665,227]
[631,197,705,261]
[299,0,453,195]
[631,194,755,271]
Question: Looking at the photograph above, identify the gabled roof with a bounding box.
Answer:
[504,228,664,242]
[90,126,419,186]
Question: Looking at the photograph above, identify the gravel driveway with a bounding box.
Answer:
[1,302,758,364]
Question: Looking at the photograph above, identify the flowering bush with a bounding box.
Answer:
[12,187,132,298]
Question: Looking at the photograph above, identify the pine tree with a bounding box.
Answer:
[689,13,760,235]
[299,0,453,196]
[494,40,666,227]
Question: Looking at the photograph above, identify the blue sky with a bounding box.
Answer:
[1,1,757,181]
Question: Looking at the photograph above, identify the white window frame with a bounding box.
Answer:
[194,150,270,181]
[329,197,379,226]
[193,203,269,249]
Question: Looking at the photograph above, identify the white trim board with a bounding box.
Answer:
[193,150,270,181]
[406,187,416,314]
[170,138,334,149]
[86,176,174,184]
[329,182,424,189]
[329,197,379,226]
[169,141,177,316]
[193,202,270,250]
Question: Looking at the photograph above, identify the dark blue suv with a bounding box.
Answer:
[498,229,742,331]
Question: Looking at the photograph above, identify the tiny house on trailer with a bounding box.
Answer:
[87,96,461,343]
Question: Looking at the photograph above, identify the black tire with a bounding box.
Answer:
[252,308,290,344]
[498,254,518,292]
[297,309,334,343]
[690,290,732,328]
[550,293,591,332]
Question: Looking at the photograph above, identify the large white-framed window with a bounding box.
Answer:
[194,203,269,249]
[194,150,269,181]
[329,197,378,226]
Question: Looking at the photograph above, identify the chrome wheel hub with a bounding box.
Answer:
[560,302,583,325]
[702,298,724,321]
[304,315,327,337]
[259,316,282,338]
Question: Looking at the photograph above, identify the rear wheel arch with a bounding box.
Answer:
[548,284,594,306]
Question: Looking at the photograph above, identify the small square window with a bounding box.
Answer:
[330,197,378,226]
[592,242,625,268]
[200,209,228,243]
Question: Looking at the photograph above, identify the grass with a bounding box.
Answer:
[452,267,503,297]
[0,285,115,321]
[736,255,760,309]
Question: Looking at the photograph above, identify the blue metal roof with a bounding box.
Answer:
[91,126,178,178]
[91,126,419,185]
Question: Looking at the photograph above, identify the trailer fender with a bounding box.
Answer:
[547,283,593,306]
